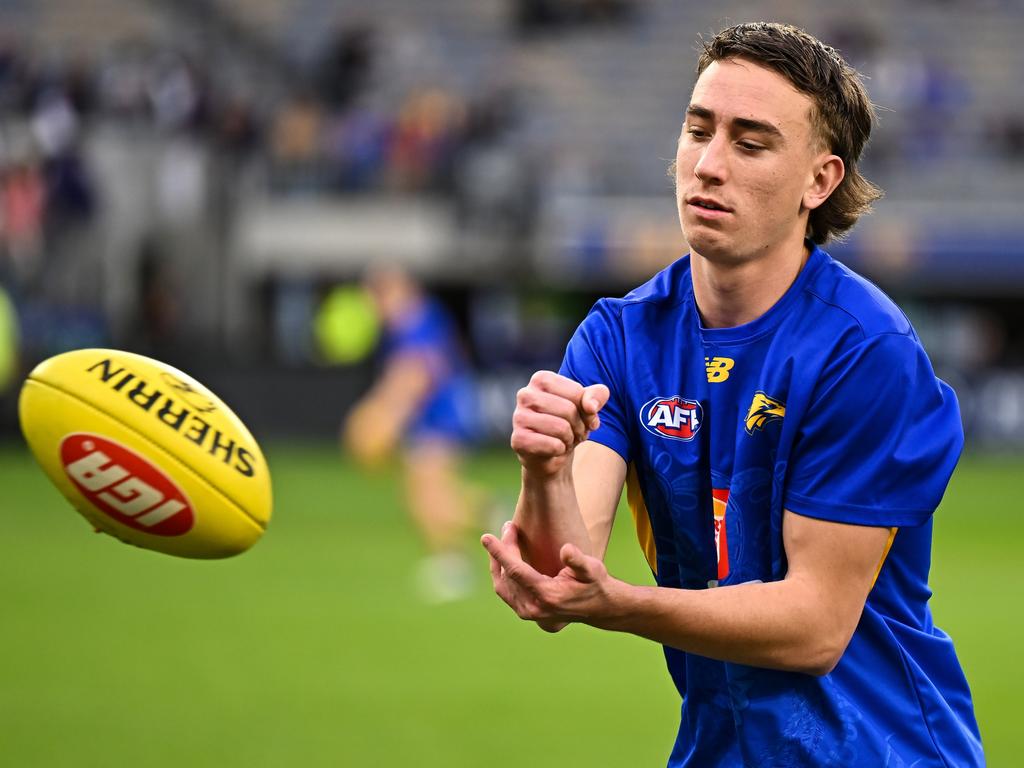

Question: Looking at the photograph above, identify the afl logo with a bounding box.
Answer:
[640,396,703,441]
[60,433,194,536]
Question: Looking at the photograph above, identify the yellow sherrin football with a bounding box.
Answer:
[19,349,272,558]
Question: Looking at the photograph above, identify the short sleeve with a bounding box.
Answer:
[785,332,963,527]
[559,299,632,463]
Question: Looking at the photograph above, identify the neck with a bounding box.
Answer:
[690,237,811,329]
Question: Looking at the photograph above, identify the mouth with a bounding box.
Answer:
[686,196,732,213]
[685,195,733,221]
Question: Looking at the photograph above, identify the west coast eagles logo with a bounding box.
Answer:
[640,396,703,441]
[745,392,786,434]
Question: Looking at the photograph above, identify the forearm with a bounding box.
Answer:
[596,576,848,676]
[490,500,884,675]
[514,466,594,577]
[505,373,620,577]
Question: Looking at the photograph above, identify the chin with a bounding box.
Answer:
[683,227,733,261]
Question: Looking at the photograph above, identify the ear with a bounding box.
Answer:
[803,154,845,211]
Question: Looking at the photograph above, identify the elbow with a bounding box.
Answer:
[773,612,853,676]
[789,632,850,677]
[796,651,842,677]
[778,592,859,676]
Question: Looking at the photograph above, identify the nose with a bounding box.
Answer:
[693,133,728,185]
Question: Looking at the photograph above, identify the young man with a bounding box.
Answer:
[482,22,984,766]
[343,266,483,602]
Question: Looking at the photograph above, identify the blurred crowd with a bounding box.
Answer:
[0,18,537,285]
[0,2,1021,444]
[0,34,95,293]
[0,18,538,364]
[820,18,1023,175]
[1,6,1021,308]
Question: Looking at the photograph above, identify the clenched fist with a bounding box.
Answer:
[510,371,611,477]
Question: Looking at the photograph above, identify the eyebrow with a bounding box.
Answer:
[685,104,785,141]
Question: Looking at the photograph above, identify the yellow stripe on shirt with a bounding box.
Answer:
[626,462,658,575]
[872,527,898,588]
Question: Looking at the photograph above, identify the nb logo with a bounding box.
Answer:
[745,392,786,434]
[705,357,734,383]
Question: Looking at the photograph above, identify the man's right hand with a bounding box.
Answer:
[510,371,611,477]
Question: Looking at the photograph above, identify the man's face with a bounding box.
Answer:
[675,58,826,263]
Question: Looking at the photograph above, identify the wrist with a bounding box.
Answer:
[587,576,637,631]
[520,459,574,486]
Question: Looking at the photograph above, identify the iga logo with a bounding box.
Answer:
[60,434,194,536]
[640,396,703,441]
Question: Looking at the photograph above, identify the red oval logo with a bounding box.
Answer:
[640,396,703,441]
[60,433,194,536]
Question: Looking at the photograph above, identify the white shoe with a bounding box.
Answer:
[416,552,474,604]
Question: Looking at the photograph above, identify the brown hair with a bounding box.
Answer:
[695,22,882,243]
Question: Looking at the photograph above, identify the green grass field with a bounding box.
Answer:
[0,443,1018,766]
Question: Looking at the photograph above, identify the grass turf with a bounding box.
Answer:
[0,443,1017,766]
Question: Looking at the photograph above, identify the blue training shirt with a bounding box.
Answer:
[560,244,984,767]
[384,296,479,445]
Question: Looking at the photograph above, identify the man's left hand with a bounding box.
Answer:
[482,522,619,633]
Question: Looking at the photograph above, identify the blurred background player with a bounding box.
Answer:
[342,265,485,602]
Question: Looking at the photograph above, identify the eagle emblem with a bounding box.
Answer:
[745,392,785,434]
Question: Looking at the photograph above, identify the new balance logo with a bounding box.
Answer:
[705,357,734,383]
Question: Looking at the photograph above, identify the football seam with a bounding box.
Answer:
[26,377,269,532]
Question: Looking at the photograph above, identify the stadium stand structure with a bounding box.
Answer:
[6,0,1021,196]
[0,2,1021,399]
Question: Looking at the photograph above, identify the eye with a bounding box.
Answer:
[737,140,765,152]
[686,126,710,140]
